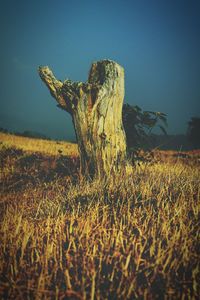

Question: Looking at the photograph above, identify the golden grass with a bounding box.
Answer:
[0,132,78,156]
[0,133,200,299]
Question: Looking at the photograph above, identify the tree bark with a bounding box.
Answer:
[38,60,127,178]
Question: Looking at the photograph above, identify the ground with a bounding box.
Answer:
[0,132,199,299]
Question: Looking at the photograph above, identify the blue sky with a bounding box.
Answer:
[1,0,200,139]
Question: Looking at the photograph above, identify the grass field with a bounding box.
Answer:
[0,132,199,299]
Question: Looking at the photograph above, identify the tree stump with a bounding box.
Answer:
[38,60,127,178]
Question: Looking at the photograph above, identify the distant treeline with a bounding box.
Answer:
[148,134,193,151]
[0,127,194,150]
[0,127,51,140]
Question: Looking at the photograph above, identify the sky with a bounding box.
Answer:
[0,0,200,140]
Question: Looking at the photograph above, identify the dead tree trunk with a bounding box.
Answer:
[38,60,127,178]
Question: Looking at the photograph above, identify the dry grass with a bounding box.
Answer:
[0,132,78,156]
[0,133,200,299]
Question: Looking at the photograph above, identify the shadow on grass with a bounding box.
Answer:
[1,148,80,192]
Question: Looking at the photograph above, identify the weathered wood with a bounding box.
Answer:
[39,60,127,178]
